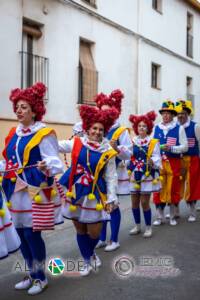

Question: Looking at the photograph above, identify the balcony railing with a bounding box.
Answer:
[20,51,49,101]
[186,33,193,58]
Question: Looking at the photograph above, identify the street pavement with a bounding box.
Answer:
[1,195,200,300]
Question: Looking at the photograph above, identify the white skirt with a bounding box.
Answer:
[117,164,130,195]
[62,196,111,224]
[129,171,161,193]
[0,198,21,259]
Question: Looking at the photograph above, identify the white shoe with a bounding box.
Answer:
[165,213,170,219]
[129,225,141,235]
[91,253,102,268]
[104,242,120,252]
[143,227,152,238]
[153,219,162,226]
[15,276,32,290]
[169,218,177,226]
[95,240,107,249]
[188,215,196,222]
[27,279,48,295]
[79,263,93,276]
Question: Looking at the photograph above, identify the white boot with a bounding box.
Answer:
[188,202,196,222]
[27,279,48,295]
[143,226,152,238]
[79,262,93,276]
[169,205,177,226]
[104,241,120,252]
[15,276,32,290]
[95,240,107,249]
[153,208,164,226]
[129,224,141,235]
[91,253,102,268]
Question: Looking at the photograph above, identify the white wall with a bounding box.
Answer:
[138,41,200,122]
[0,0,138,126]
[74,0,139,32]
[139,0,200,64]
[0,0,22,119]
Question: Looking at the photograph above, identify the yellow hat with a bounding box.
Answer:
[159,100,177,115]
[175,100,193,115]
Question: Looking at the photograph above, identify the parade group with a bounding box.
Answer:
[0,82,200,295]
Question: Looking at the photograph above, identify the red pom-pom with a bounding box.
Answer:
[94,89,124,115]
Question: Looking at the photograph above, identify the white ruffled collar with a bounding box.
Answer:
[158,120,177,131]
[133,135,151,146]
[177,117,190,128]
[16,121,46,137]
[82,136,111,153]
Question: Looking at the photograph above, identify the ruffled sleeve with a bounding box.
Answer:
[151,141,162,169]
[58,139,74,153]
[117,129,132,160]
[104,157,118,204]
[39,135,64,176]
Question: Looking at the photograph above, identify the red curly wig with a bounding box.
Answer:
[79,105,118,135]
[129,111,157,135]
[94,89,124,115]
[9,82,46,121]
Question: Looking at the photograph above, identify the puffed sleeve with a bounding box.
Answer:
[0,160,6,172]
[58,139,74,153]
[171,126,188,154]
[117,129,133,160]
[39,135,64,176]
[104,157,118,204]
[151,141,162,169]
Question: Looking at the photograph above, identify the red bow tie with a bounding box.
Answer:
[140,139,148,145]
[22,128,31,134]
[87,142,99,149]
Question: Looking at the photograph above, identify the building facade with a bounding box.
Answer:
[0,0,200,152]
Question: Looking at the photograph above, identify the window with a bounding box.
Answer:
[186,12,193,58]
[20,19,49,100]
[151,63,161,89]
[152,0,162,13]
[81,0,97,8]
[186,76,194,108]
[78,40,98,104]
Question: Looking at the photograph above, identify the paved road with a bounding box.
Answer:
[1,196,200,300]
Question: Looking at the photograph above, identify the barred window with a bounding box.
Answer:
[78,40,98,104]
[20,19,49,101]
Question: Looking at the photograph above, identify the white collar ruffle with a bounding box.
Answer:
[177,117,191,129]
[82,136,111,153]
[158,120,177,131]
[133,135,151,146]
[16,121,46,137]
